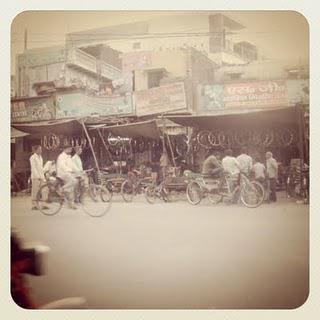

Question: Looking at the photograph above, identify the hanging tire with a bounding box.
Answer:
[240,181,265,208]
[186,181,203,205]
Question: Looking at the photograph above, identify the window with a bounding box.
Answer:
[228,73,242,80]
[147,70,164,88]
[133,42,141,50]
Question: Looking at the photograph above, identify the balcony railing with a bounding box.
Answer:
[66,47,97,73]
[100,61,121,80]
[66,47,121,80]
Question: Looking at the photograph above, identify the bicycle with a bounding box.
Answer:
[121,171,153,202]
[36,169,112,217]
[186,170,265,208]
[145,181,170,204]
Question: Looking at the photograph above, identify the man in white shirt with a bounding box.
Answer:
[72,146,84,173]
[253,157,266,183]
[30,145,45,210]
[72,146,85,203]
[222,149,241,203]
[56,144,78,209]
[266,151,279,202]
[222,149,241,177]
[236,147,253,176]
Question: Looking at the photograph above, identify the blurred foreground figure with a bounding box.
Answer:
[11,231,87,309]
[11,232,37,308]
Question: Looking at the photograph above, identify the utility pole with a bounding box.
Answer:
[24,29,28,52]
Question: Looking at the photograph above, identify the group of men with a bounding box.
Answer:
[202,147,279,202]
[29,144,85,210]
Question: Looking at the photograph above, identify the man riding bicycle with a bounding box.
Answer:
[56,144,79,209]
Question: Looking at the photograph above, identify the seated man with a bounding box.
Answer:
[202,151,223,178]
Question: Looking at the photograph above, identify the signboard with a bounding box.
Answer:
[11,96,55,123]
[199,79,309,112]
[55,92,134,118]
[134,82,187,116]
[287,79,309,106]
[122,51,152,72]
[223,80,288,108]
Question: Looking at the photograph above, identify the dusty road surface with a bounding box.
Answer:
[11,192,309,309]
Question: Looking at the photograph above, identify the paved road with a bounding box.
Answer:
[11,192,309,309]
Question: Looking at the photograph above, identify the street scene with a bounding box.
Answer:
[10,11,309,309]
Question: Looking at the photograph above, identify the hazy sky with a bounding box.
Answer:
[11,11,309,74]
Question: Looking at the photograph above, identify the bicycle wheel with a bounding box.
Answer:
[240,181,265,208]
[160,185,171,202]
[36,184,63,216]
[186,181,202,205]
[104,181,114,201]
[145,185,156,204]
[80,184,111,217]
[121,180,134,202]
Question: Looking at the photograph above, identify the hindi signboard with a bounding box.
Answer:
[55,92,134,118]
[223,80,288,108]
[134,82,187,116]
[199,80,309,113]
[11,96,55,123]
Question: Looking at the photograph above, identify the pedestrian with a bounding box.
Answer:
[72,146,85,203]
[236,146,253,176]
[222,149,241,177]
[160,147,170,182]
[266,151,278,202]
[252,157,266,185]
[56,144,78,209]
[29,145,45,210]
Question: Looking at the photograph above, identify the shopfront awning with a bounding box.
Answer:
[166,107,298,129]
[11,127,29,139]
[96,119,161,140]
[12,119,84,135]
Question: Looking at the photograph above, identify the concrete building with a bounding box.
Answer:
[66,13,258,66]
[15,45,122,97]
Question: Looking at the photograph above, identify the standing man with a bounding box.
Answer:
[160,147,170,182]
[222,149,241,178]
[72,146,84,174]
[252,157,266,185]
[72,146,85,203]
[56,144,77,209]
[29,145,45,210]
[222,149,241,203]
[266,151,278,202]
[236,146,253,177]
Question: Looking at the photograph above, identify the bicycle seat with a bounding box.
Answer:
[201,174,214,178]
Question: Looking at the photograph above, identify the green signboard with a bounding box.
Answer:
[55,92,134,118]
